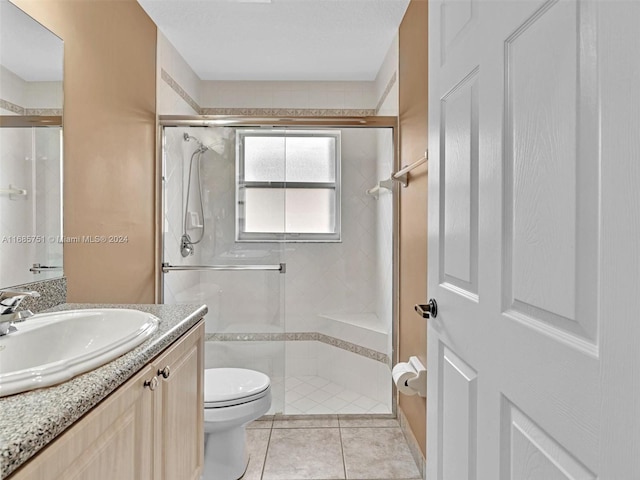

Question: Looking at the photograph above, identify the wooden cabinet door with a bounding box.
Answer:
[153,322,204,480]
[10,365,155,480]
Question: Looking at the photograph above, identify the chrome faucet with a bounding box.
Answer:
[0,289,40,336]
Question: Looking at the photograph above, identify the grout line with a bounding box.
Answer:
[339,426,400,429]
[259,421,274,480]
[338,425,348,480]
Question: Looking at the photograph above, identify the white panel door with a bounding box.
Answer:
[427,1,640,479]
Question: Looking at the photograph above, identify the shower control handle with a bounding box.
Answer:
[415,299,438,319]
[158,366,171,379]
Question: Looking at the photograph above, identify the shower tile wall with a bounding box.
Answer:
[376,130,395,357]
[283,128,393,358]
[164,125,394,414]
[374,38,398,358]
[185,127,386,342]
[163,126,286,337]
[205,340,391,415]
[162,129,207,306]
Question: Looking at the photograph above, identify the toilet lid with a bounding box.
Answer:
[204,368,271,407]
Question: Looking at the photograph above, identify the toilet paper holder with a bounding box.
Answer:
[393,356,427,397]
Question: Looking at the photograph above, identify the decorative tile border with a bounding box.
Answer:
[205,331,390,365]
[200,107,377,117]
[398,407,426,479]
[161,68,201,114]
[375,71,397,114]
[0,98,25,115]
[316,332,389,364]
[25,108,62,116]
[0,99,62,117]
[161,69,381,118]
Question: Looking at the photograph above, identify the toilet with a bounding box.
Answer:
[203,368,272,480]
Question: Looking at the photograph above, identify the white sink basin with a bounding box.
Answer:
[0,308,159,397]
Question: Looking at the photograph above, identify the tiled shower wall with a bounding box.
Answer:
[163,127,392,343]
[162,128,207,307]
[376,130,395,358]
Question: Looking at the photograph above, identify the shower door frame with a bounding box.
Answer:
[155,115,400,414]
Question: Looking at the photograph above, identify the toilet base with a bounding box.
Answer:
[203,427,249,480]
[202,391,271,480]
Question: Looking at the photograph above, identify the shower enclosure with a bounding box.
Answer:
[160,118,396,415]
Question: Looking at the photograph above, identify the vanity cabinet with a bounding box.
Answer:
[152,321,204,480]
[9,321,204,480]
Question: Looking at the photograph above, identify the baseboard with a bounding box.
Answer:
[397,407,426,479]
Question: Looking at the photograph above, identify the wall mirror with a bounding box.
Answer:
[0,0,63,288]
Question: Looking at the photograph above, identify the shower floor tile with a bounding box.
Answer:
[283,375,390,415]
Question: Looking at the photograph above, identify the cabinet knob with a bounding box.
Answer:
[158,366,171,379]
[144,377,158,391]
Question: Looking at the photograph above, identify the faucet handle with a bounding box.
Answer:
[0,290,40,313]
[0,289,40,302]
[0,289,40,296]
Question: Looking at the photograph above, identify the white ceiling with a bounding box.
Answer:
[0,0,63,82]
[137,0,410,81]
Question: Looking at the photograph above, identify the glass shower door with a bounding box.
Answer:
[161,125,286,414]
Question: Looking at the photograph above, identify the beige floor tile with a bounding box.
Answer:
[263,428,345,480]
[338,417,399,428]
[341,428,421,480]
[241,429,271,480]
[248,418,274,429]
[273,417,339,428]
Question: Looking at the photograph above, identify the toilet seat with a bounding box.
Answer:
[204,368,271,408]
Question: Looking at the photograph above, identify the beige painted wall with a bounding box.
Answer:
[12,0,157,303]
[398,0,429,457]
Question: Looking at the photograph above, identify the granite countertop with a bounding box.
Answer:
[0,303,208,478]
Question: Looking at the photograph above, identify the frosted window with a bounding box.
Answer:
[244,136,335,183]
[285,189,335,233]
[237,130,341,242]
[244,137,285,182]
[244,189,286,233]
[244,189,334,234]
[284,137,336,182]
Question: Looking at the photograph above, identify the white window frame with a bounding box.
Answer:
[236,129,341,242]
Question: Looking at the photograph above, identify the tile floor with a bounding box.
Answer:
[239,416,422,480]
[274,376,391,415]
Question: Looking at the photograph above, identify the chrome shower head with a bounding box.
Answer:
[184,133,199,143]
[183,133,225,155]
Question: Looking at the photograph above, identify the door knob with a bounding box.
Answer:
[415,299,438,319]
